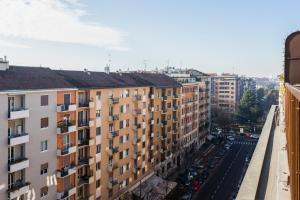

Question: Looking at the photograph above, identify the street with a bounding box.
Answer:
[193,137,256,200]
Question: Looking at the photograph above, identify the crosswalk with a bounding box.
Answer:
[232,141,256,146]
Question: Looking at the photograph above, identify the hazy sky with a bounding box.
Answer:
[0,0,299,77]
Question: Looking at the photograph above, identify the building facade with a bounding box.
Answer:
[164,68,211,165]
[210,74,240,113]
[0,61,183,200]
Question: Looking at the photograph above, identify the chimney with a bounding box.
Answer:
[0,56,9,71]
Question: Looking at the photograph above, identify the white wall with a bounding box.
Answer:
[0,94,8,200]
[25,91,57,200]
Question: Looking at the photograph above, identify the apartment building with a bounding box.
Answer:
[187,69,211,146]
[164,68,211,165]
[210,74,240,113]
[0,64,76,200]
[0,60,182,200]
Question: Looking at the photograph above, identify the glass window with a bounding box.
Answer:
[41,117,48,129]
[41,95,48,106]
[40,140,48,152]
[40,163,48,175]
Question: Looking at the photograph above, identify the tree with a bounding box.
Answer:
[238,90,259,124]
[212,107,234,128]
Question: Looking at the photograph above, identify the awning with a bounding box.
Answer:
[131,175,177,200]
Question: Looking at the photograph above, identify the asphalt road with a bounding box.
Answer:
[193,137,256,200]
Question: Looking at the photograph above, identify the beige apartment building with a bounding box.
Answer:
[0,60,182,200]
[210,74,240,113]
[164,68,211,150]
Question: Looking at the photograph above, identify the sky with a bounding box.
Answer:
[0,0,299,77]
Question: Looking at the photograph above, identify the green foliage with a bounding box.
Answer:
[238,90,259,123]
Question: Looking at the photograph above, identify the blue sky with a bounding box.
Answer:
[0,0,299,77]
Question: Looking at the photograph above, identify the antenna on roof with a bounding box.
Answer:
[105,54,111,74]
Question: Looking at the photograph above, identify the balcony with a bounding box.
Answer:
[57,145,76,156]
[57,121,76,134]
[133,109,142,116]
[108,162,118,172]
[108,179,118,189]
[8,133,29,146]
[173,94,179,99]
[133,136,141,144]
[133,151,141,159]
[161,96,168,101]
[108,146,119,156]
[109,97,119,104]
[57,186,76,200]
[8,181,30,200]
[78,101,89,108]
[57,164,76,178]
[8,157,29,173]
[78,138,94,147]
[173,105,178,111]
[78,157,94,167]
[57,104,77,112]
[78,174,94,186]
[108,114,119,122]
[78,120,90,128]
[108,130,119,139]
[133,165,140,173]
[8,108,29,120]
[133,94,142,101]
[133,123,141,130]
[161,120,167,127]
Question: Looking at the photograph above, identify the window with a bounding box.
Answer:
[96,179,101,188]
[96,91,101,100]
[40,163,48,175]
[96,144,101,154]
[41,117,49,129]
[96,127,101,136]
[126,119,129,127]
[96,110,101,118]
[40,140,48,152]
[41,95,48,106]
[96,162,101,170]
[119,121,124,129]
[40,186,48,198]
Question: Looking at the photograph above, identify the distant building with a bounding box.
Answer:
[163,67,211,155]
[210,74,240,113]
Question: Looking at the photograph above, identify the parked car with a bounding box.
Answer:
[181,191,193,200]
[177,174,191,186]
[192,180,200,191]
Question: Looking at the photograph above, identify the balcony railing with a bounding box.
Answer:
[57,164,76,178]
[8,108,29,120]
[8,157,29,172]
[108,114,119,121]
[108,130,119,139]
[8,133,29,146]
[8,181,30,199]
[57,121,76,134]
[133,94,142,101]
[109,97,119,104]
[236,105,277,200]
[57,145,76,156]
[57,104,77,112]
